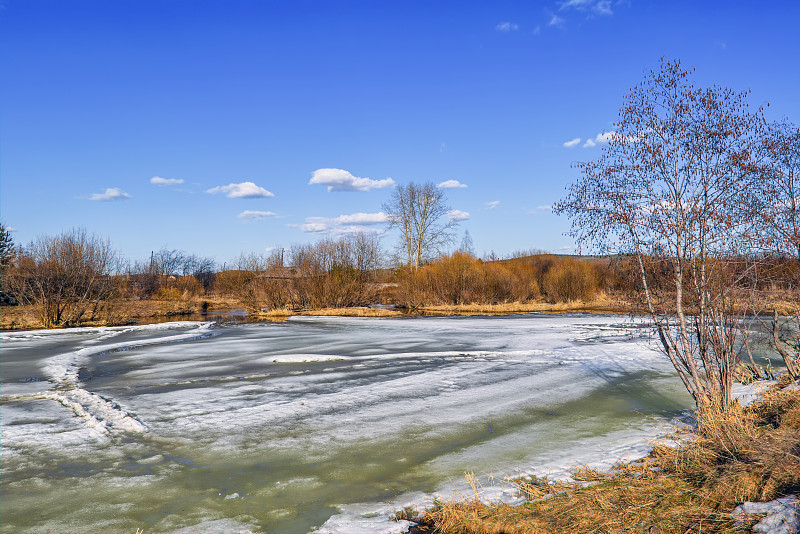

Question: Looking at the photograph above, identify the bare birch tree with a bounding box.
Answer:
[555,59,765,414]
[383,182,458,268]
[757,120,800,378]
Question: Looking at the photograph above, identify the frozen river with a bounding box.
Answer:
[1,314,692,533]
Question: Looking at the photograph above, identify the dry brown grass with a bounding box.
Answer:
[419,293,626,315]
[297,307,403,317]
[415,381,800,534]
[770,299,800,317]
[250,306,403,321]
[0,297,240,330]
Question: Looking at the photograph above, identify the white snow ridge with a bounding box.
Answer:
[33,321,214,436]
[42,389,147,435]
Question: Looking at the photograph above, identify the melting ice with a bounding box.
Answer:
[1,314,693,533]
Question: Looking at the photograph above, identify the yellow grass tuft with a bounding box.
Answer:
[297,307,403,317]
[419,293,625,315]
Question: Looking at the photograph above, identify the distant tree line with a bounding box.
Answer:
[0,226,388,322]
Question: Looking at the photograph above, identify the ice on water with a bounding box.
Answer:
[1,314,692,533]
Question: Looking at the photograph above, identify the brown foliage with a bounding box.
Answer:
[540,258,597,303]
[393,253,610,308]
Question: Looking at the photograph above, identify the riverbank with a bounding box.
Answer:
[402,377,799,534]
[0,297,239,330]
[0,294,630,330]
[5,287,797,331]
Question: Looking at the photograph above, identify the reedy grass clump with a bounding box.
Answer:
[413,380,799,534]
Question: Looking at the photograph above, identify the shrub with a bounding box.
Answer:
[4,228,119,327]
[541,258,598,303]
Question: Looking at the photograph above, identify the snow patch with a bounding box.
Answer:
[168,518,258,533]
[27,321,214,436]
[42,389,147,434]
[315,502,415,534]
[733,380,779,407]
[733,495,799,534]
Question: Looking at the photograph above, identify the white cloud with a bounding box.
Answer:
[583,131,617,148]
[334,212,389,225]
[595,131,614,144]
[563,137,581,148]
[558,245,577,252]
[537,205,552,211]
[150,176,184,186]
[485,200,500,209]
[560,0,591,7]
[335,225,385,236]
[495,21,519,32]
[549,14,565,27]
[594,1,613,15]
[295,212,389,236]
[90,187,131,201]
[206,181,274,198]
[447,210,471,221]
[308,168,395,192]
[300,221,329,233]
[560,0,613,15]
[238,210,278,220]
[5,226,16,232]
[438,179,467,189]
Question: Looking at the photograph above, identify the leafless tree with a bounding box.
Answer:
[756,120,800,378]
[383,182,458,268]
[127,248,216,296]
[555,59,766,414]
[459,230,475,256]
[180,253,217,292]
[6,228,119,327]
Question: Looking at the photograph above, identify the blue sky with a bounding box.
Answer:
[2,0,798,266]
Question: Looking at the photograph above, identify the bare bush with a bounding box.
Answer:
[214,251,287,311]
[126,248,216,298]
[395,252,553,307]
[288,234,381,309]
[5,228,119,327]
[541,258,597,303]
